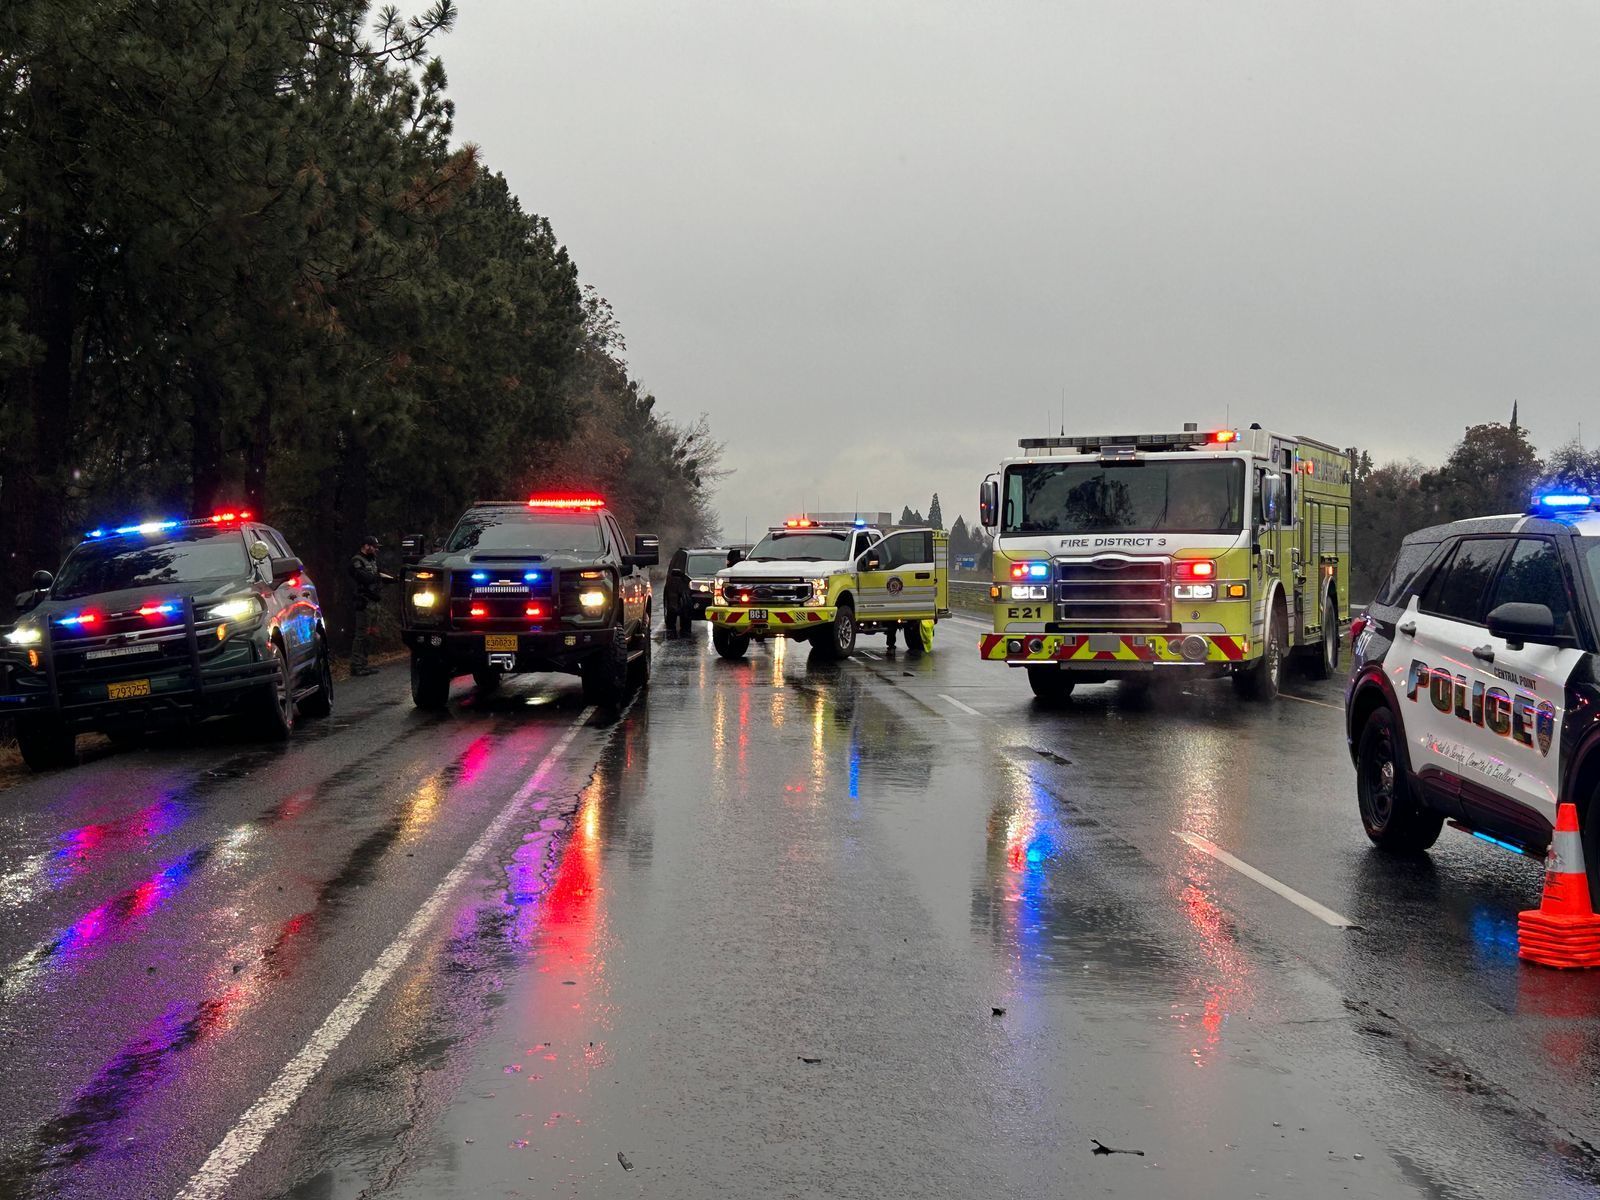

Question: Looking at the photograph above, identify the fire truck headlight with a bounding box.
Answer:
[1174,584,1215,601]
[1010,585,1049,601]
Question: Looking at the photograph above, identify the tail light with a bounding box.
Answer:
[1350,614,1368,643]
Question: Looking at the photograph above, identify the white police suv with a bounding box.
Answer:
[1345,492,1600,900]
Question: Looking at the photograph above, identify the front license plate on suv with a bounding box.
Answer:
[748,609,768,621]
[108,678,151,700]
[484,635,518,652]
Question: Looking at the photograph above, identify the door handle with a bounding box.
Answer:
[914,572,931,580]
[1472,645,1496,663]
[1398,621,1416,636]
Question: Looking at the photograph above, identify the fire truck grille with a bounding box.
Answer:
[1055,559,1168,625]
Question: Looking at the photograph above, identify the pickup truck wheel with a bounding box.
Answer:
[712,626,750,660]
[298,637,334,718]
[1027,666,1074,703]
[411,653,451,711]
[902,620,927,659]
[17,717,77,771]
[1357,707,1442,852]
[630,622,653,690]
[582,626,630,706]
[255,636,295,741]
[817,601,857,661]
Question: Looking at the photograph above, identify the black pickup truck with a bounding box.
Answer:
[400,496,657,709]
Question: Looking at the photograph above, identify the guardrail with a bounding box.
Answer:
[948,579,990,615]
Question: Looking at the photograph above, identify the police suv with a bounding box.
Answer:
[400,495,657,708]
[0,511,331,769]
[1346,493,1600,896]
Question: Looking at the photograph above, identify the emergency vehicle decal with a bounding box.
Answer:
[979,633,1245,663]
[709,609,828,627]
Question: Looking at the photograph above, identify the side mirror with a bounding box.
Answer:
[269,555,304,584]
[864,554,882,571]
[1261,474,1285,526]
[979,479,999,530]
[626,534,660,568]
[31,570,53,590]
[1487,602,1560,650]
[400,533,426,564]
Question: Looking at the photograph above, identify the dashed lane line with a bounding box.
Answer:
[177,708,605,1200]
[1174,830,1357,928]
[939,693,983,717]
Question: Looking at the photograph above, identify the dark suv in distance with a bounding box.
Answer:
[400,495,658,708]
[1345,493,1600,897]
[684,548,732,620]
[0,511,331,769]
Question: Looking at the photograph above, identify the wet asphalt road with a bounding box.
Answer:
[2,616,1600,1198]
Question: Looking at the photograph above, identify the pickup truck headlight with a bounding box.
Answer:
[805,577,829,606]
[411,590,438,609]
[203,596,263,621]
[579,589,608,610]
[5,623,42,646]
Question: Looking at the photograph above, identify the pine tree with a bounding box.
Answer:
[928,494,943,529]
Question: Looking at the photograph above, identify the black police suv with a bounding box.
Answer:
[400,496,657,708]
[680,548,732,622]
[0,512,331,769]
[1346,493,1600,897]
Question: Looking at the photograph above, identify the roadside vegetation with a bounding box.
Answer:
[0,0,722,624]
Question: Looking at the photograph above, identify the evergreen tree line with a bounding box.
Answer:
[1351,419,1591,600]
[895,494,991,572]
[0,0,722,627]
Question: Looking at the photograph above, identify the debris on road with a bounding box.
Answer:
[798,1056,821,1064]
[991,1006,1006,1016]
[1091,1140,1145,1157]
[618,1152,634,1170]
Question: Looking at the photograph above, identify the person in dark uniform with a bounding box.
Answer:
[663,548,692,637]
[349,535,389,676]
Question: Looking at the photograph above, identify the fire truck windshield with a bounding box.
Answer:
[1003,459,1246,536]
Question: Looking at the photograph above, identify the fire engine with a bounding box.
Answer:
[706,517,949,660]
[977,424,1352,701]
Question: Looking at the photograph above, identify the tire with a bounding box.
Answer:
[410,653,451,711]
[298,638,334,718]
[1027,665,1075,702]
[902,620,926,659]
[1304,591,1340,681]
[712,626,750,660]
[678,609,693,636]
[582,625,630,706]
[630,622,652,691]
[256,636,296,741]
[472,667,502,694]
[816,600,857,661]
[1356,706,1443,852]
[1234,605,1287,701]
[1583,796,1600,910]
[17,717,77,771]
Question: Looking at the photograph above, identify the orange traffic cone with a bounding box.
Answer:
[1518,803,1600,968]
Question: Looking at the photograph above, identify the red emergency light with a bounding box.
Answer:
[527,495,605,510]
[525,604,545,619]
[1208,430,1238,444]
[1173,560,1216,581]
[784,518,815,528]
[469,604,488,618]
[208,510,252,524]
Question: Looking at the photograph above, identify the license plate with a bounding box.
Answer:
[748,609,768,621]
[107,678,151,700]
[485,635,519,652]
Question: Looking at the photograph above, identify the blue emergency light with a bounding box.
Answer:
[471,571,489,582]
[1532,493,1595,514]
[523,571,541,582]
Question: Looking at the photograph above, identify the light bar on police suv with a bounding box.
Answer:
[85,510,255,539]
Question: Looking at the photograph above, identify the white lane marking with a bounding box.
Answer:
[1174,830,1356,928]
[178,710,599,1200]
[859,651,880,660]
[939,693,983,717]
[1278,691,1341,710]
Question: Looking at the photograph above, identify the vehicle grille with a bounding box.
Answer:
[722,580,811,606]
[48,610,228,680]
[1055,557,1168,625]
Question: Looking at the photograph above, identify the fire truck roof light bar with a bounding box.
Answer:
[1019,430,1239,452]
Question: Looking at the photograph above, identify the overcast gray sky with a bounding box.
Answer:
[443,1,1600,538]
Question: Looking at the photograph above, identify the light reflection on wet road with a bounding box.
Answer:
[2,621,1600,1197]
